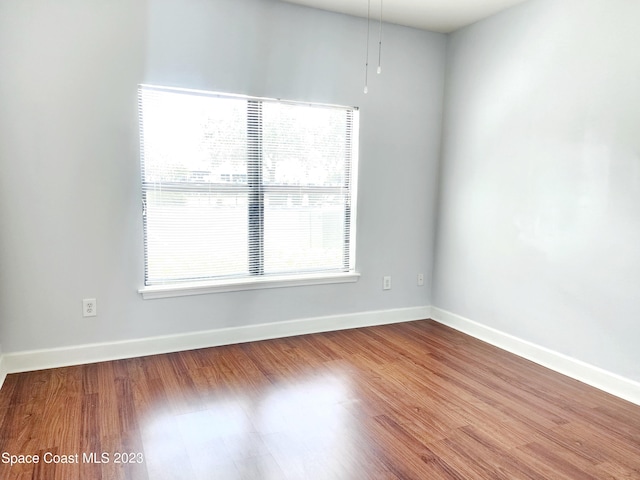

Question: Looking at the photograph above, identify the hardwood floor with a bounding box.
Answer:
[0,320,639,479]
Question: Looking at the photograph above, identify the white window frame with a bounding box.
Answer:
[137,85,360,299]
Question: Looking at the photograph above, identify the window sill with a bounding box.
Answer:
[138,272,360,299]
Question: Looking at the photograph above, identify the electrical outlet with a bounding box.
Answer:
[417,273,425,286]
[383,276,392,290]
[83,298,97,317]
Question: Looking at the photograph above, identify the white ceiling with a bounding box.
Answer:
[281,0,528,33]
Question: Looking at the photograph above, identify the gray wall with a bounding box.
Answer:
[0,0,444,352]
[434,0,640,380]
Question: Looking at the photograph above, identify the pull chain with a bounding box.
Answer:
[377,0,383,74]
[364,0,371,93]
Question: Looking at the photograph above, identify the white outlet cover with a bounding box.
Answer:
[83,298,97,317]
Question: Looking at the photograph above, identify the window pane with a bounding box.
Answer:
[263,192,347,274]
[140,89,247,184]
[139,85,357,286]
[262,103,350,187]
[144,190,249,283]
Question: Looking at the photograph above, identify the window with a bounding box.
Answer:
[137,85,359,297]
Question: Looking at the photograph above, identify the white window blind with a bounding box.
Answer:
[138,85,359,287]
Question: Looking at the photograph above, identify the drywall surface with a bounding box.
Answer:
[0,0,444,352]
[434,0,640,380]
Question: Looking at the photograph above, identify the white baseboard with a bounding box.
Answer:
[3,305,638,407]
[431,307,640,407]
[0,306,431,379]
[0,353,6,392]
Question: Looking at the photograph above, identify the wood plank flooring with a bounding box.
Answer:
[0,320,639,479]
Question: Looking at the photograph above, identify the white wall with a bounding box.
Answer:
[0,0,444,353]
[434,0,640,381]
